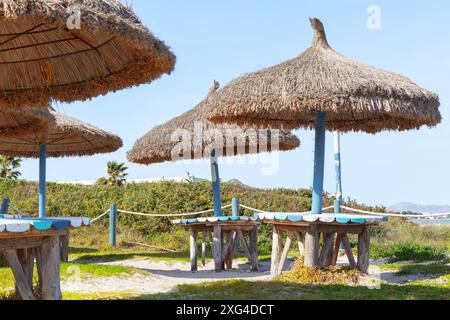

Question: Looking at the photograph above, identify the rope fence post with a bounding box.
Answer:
[1,198,10,215]
[109,204,117,247]
[232,198,240,217]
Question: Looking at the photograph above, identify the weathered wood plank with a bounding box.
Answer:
[332,234,344,266]
[341,235,356,267]
[60,233,70,263]
[4,250,36,300]
[277,232,293,275]
[296,232,305,257]
[213,226,222,272]
[201,231,207,267]
[318,233,334,268]
[190,229,198,272]
[304,225,319,267]
[357,227,371,273]
[237,230,252,261]
[249,226,258,272]
[40,236,62,300]
[270,226,282,276]
[0,237,43,250]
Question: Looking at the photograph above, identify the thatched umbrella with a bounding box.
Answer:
[128,81,300,216]
[204,18,441,215]
[0,0,176,108]
[0,106,123,217]
[0,107,49,137]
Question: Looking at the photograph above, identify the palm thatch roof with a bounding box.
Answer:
[0,106,122,158]
[204,18,441,133]
[0,107,49,138]
[0,0,176,108]
[127,81,300,165]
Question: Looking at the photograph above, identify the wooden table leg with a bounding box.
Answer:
[190,228,198,272]
[201,231,207,267]
[277,232,293,275]
[297,232,305,257]
[213,226,222,272]
[4,249,36,300]
[357,227,371,273]
[40,236,62,300]
[60,233,70,263]
[341,235,356,268]
[332,234,344,266]
[270,226,282,276]
[304,224,319,267]
[249,226,258,272]
[17,248,34,289]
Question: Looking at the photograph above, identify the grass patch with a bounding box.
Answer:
[138,280,450,300]
[371,242,449,263]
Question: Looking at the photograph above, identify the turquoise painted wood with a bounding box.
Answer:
[1,198,9,215]
[288,215,303,222]
[218,216,230,222]
[39,144,47,218]
[20,219,54,231]
[275,214,288,221]
[312,111,326,215]
[187,218,198,223]
[181,219,189,224]
[210,149,222,217]
[109,204,117,246]
[230,216,240,221]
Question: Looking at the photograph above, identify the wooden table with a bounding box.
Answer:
[0,229,66,300]
[258,213,386,276]
[174,218,259,272]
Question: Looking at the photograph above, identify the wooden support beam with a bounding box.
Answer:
[296,232,305,257]
[4,250,36,300]
[304,224,319,267]
[190,229,198,272]
[213,226,222,272]
[208,232,214,256]
[17,248,34,290]
[249,226,258,272]
[357,227,371,273]
[223,232,237,270]
[33,247,43,288]
[318,233,334,268]
[60,233,70,263]
[325,233,336,267]
[341,235,356,268]
[332,234,344,266]
[40,236,62,300]
[277,232,293,275]
[237,231,252,261]
[270,226,282,276]
[201,231,207,267]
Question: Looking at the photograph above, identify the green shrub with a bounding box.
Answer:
[371,242,449,263]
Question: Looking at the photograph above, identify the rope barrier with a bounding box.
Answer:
[90,209,110,223]
[117,204,233,218]
[340,206,450,218]
[239,204,334,215]
[9,205,26,216]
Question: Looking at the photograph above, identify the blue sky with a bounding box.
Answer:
[19,0,450,207]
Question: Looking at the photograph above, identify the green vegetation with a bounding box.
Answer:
[97,161,129,187]
[371,242,449,263]
[0,157,22,180]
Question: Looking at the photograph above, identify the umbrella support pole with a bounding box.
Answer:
[333,132,343,214]
[311,111,326,215]
[210,149,222,217]
[38,144,47,219]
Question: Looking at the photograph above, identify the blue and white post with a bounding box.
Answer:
[39,144,47,218]
[311,111,326,215]
[334,132,343,214]
[210,148,222,217]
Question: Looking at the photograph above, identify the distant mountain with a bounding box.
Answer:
[388,202,450,214]
[227,179,252,189]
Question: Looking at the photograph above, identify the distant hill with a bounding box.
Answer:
[227,179,252,189]
[388,202,450,214]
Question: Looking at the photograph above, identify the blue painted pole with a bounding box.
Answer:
[334,132,343,214]
[232,198,240,217]
[1,198,10,215]
[210,149,222,217]
[109,204,117,247]
[311,111,326,215]
[38,144,47,218]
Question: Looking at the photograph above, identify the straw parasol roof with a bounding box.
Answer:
[204,18,441,133]
[0,0,176,108]
[0,106,122,157]
[0,107,49,138]
[127,81,300,165]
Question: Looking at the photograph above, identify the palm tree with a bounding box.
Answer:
[0,156,22,180]
[106,161,128,187]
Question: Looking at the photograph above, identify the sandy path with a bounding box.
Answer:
[62,259,273,295]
